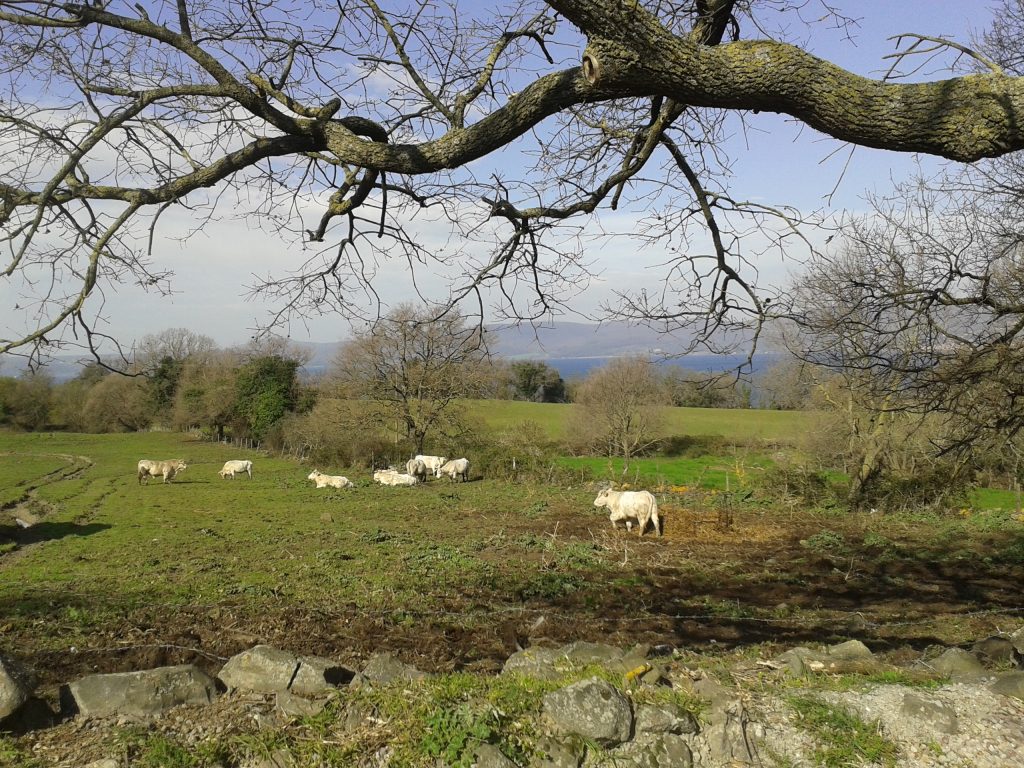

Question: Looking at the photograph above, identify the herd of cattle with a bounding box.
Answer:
[136,454,663,536]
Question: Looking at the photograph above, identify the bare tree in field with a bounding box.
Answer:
[333,305,491,453]
[780,0,1024,467]
[570,356,668,468]
[3,0,1024,365]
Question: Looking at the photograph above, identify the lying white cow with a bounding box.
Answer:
[307,470,353,489]
[138,459,187,485]
[593,488,662,537]
[406,458,428,482]
[219,459,253,479]
[373,469,419,487]
[414,454,448,478]
[438,457,470,482]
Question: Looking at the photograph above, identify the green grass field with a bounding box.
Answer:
[4,429,1024,766]
[462,400,812,442]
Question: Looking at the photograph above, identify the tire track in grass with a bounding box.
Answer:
[1,452,97,561]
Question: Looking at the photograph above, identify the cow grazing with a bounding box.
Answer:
[307,470,353,489]
[414,454,448,478]
[406,458,428,482]
[593,488,662,537]
[138,459,187,485]
[373,469,418,487]
[438,457,470,482]
[219,459,253,479]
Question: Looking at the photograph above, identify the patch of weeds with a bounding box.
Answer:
[358,528,408,545]
[421,706,496,767]
[787,695,899,768]
[515,532,550,551]
[113,729,231,768]
[0,736,40,768]
[994,536,1024,565]
[522,500,548,518]
[631,684,705,720]
[345,672,550,766]
[819,668,942,692]
[862,531,896,550]
[554,541,602,569]
[762,746,799,768]
[517,571,585,600]
[800,530,849,557]
[698,597,760,621]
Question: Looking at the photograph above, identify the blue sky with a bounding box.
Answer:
[0,1,999,351]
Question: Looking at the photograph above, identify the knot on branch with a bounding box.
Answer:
[582,53,601,85]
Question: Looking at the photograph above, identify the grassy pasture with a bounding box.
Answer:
[4,428,1024,764]
[3,428,1024,686]
[462,399,812,442]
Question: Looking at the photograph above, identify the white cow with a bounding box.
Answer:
[593,488,662,537]
[438,458,470,482]
[219,459,253,479]
[307,470,353,489]
[406,458,428,482]
[373,469,419,487]
[138,459,187,485]
[414,454,448,478]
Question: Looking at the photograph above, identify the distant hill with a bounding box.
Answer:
[487,320,697,359]
[2,321,757,382]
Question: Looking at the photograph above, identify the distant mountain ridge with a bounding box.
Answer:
[1,321,736,381]
[486,320,696,359]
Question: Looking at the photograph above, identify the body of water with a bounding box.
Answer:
[545,353,781,379]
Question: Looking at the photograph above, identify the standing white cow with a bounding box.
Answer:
[307,470,354,489]
[137,459,187,485]
[438,458,470,482]
[219,459,253,479]
[414,455,448,478]
[406,458,428,482]
[593,488,662,537]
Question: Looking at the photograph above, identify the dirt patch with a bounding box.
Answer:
[16,507,1023,694]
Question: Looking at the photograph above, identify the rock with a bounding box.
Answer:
[218,646,351,695]
[673,672,732,711]
[634,704,699,735]
[777,641,879,677]
[319,512,334,523]
[360,652,426,685]
[290,655,354,696]
[218,645,300,693]
[639,665,667,687]
[560,641,624,665]
[0,652,36,721]
[990,671,1024,701]
[61,665,217,718]
[972,636,1019,667]
[696,697,757,767]
[85,760,120,768]
[474,742,518,767]
[610,733,693,768]
[827,639,873,660]
[928,648,987,681]
[900,692,959,735]
[529,735,584,768]
[275,691,328,719]
[502,647,565,681]
[1010,626,1024,654]
[542,677,632,747]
